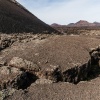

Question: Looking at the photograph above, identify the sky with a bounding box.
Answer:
[16,0,100,25]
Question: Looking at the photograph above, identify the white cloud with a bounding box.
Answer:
[16,0,100,25]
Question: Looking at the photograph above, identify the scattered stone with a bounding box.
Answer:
[45,60,49,64]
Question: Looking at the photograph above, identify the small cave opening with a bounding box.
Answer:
[53,71,63,82]
[12,72,38,90]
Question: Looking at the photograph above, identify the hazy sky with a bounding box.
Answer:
[16,0,100,25]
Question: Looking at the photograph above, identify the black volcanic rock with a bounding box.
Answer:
[0,0,57,33]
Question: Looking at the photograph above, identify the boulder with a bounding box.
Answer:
[36,65,63,82]
[0,66,23,90]
[0,66,38,90]
[9,57,40,73]
[0,37,15,51]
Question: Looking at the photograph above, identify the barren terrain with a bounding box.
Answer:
[0,33,99,100]
[0,0,100,100]
[1,34,100,71]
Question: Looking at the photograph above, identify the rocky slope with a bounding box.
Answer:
[0,0,58,33]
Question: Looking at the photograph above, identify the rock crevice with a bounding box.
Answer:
[0,46,100,90]
[63,46,100,84]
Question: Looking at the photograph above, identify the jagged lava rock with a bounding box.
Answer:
[0,37,15,51]
[36,65,63,82]
[0,66,23,90]
[9,57,40,73]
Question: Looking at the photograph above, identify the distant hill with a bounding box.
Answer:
[0,0,58,33]
[51,23,62,27]
[51,20,100,35]
[67,20,96,27]
[67,23,74,27]
[93,22,100,26]
[51,20,100,27]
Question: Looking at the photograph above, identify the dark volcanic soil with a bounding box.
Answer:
[0,0,57,33]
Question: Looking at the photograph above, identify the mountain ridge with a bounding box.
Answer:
[51,20,100,27]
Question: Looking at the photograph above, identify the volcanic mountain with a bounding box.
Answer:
[52,20,100,27]
[93,22,100,26]
[71,20,95,26]
[67,20,100,27]
[0,0,57,33]
[51,23,62,27]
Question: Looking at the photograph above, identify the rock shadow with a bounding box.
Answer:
[63,46,100,84]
